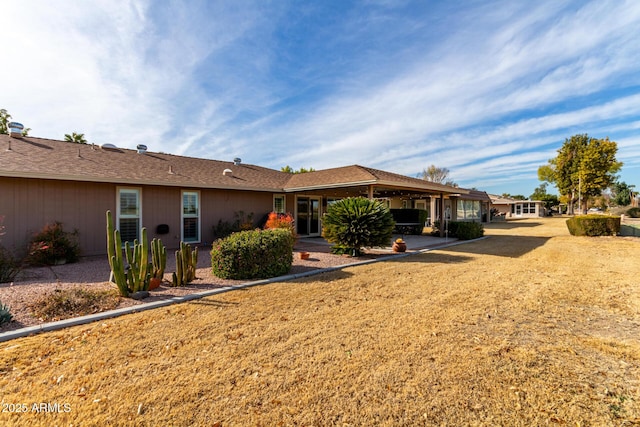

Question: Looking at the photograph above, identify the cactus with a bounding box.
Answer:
[124,228,151,293]
[151,238,166,280]
[106,210,151,297]
[171,241,198,287]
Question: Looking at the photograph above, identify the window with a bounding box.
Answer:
[117,188,141,242]
[456,200,480,220]
[273,195,285,213]
[182,191,200,243]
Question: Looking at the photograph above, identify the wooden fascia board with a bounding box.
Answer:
[0,171,283,192]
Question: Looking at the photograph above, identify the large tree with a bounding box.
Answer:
[64,132,87,144]
[420,165,457,187]
[538,134,622,214]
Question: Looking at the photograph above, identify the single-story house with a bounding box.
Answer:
[489,194,546,219]
[1,134,489,256]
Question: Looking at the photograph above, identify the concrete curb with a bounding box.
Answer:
[0,237,486,342]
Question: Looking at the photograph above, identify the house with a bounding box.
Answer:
[489,194,546,219]
[1,134,488,256]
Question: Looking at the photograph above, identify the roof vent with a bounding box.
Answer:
[233,157,241,165]
[223,168,233,176]
[136,144,147,154]
[101,143,118,150]
[8,122,24,138]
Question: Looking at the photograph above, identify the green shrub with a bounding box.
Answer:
[27,221,80,266]
[322,197,395,256]
[627,207,640,218]
[0,246,20,283]
[449,221,485,240]
[0,300,12,325]
[432,221,484,240]
[566,215,620,236]
[211,228,294,280]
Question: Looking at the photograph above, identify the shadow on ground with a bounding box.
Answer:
[443,235,551,258]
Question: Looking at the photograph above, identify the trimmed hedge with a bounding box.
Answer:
[566,215,620,236]
[449,221,485,240]
[627,207,640,218]
[433,221,485,240]
[210,228,295,280]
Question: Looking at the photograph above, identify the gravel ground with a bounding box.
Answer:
[0,241,394,333]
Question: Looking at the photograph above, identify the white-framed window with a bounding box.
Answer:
[182,191,200,243]
[273,195,286,213]
[456,200,480,220]
[117,187,141,242]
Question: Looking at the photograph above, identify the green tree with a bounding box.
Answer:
[538,134,622,214]
[0,109,12,134]
[501,193,526,200]
[64,132,87,144]
[420,165,457,187]
[530,183,559,212]
[281,165,315,174]
[322,197,395,257]
[611,181,632,206]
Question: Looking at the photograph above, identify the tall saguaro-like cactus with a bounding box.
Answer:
[106,210,151,297]
[151,238,166,280]
[172,241,198,287]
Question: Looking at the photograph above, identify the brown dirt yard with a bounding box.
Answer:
[1,217,639,426]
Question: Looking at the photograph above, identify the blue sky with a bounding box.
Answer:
[2,0,640,197]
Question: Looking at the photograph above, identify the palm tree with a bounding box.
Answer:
[64,132,87,144]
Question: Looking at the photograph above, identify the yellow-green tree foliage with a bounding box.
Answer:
[538,134,622,213]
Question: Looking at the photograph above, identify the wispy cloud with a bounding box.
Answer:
[2,0,639,194]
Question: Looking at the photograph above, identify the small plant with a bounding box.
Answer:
[322,197,395,257]
[27,221,80,266]
[212,211,256,239]
[264,212,296,236]
[0,300,13,325]
[0,246,20,283]
[172,242,198,287]
[28,288,119,322]
[211,228,294,279]
[235,210,255,231]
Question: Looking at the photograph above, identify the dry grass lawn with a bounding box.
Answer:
[1,218,639,426]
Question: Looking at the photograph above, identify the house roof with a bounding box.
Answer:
[284,164,468,195]
[0,135,290,192]
[0,135,466,196]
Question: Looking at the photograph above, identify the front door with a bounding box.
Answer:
[296,197,321,236]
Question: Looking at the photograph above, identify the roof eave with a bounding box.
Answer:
[0,171,284,193]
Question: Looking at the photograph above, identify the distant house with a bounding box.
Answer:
[489,194,546,219]
[1,134,489,256]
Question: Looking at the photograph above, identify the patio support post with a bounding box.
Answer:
[439,192,445,237]
[368,184,374,200]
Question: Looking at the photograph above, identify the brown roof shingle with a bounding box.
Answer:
[0,135,466,195]
[0,135,290,191]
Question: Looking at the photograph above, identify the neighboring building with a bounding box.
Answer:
[1,134,487,256]
[489,194,546,219]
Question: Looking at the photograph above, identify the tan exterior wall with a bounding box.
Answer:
[1,177,115,257]
[0,177,277,257]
